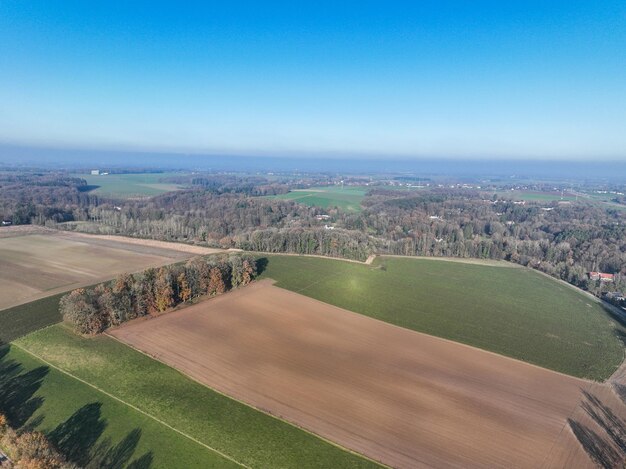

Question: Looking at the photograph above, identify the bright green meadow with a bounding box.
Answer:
[269,185,368,212]
[75,173,186,198]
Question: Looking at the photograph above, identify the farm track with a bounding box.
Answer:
[111,280,621,468]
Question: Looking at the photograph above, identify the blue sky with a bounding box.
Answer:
[1,1,625,160]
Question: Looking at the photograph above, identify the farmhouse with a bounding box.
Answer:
[588,272,615,282]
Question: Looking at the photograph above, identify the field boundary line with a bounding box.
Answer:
[10,342,251,469]
[105,332,392,469]
[268,283,599,384]
[248,250,373,265]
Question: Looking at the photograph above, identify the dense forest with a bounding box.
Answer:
[1,171,624,297]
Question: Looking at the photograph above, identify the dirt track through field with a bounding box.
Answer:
[111,280,618,468]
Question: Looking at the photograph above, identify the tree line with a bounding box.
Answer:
[61,254,258,335]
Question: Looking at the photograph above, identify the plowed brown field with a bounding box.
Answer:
[0,231,195,310]
[110,280,616,468]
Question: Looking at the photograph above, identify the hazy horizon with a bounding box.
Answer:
[1,1,625,161]
[3,143,626,181]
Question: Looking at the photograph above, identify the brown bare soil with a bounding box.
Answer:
[109,280,625,468]
[0,231,196,310]
[60,231,226,256]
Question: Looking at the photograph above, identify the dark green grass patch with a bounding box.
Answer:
[14,326,380,469]
[258,255,625,381]
[0,280,105,342]
[0,294,65,343]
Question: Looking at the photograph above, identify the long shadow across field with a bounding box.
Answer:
[569,391,626,468]
[0,343,48,428]
[49,403,153,468]
[0,343,152,468]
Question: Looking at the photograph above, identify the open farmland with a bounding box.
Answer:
[0,230,211,341]
[12,325,379,469]
[0,343,237,468]
[75,172,187,198]
[110,280,616,468]
[258,255,625,380]
[0,231,192,311]
[269,185,367,211]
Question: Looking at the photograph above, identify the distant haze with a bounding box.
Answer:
[1,144,625,181]
[1,1,625,160]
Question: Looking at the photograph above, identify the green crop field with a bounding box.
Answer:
[75,172,187,198]
[0,293,66,343]
[269,185,368,212]
[8,325,379,469]
[258,255,625,381]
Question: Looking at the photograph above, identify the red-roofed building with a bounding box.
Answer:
[588,272,615,282]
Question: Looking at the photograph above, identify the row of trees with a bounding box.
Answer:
[61,254,258,335]
[0,414,77,469]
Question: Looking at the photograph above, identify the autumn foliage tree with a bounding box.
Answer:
[154,268,174,312]
[177,271,192,303]
[61,254,258,335]
[208,267,226,296]
[60,288,106,335]
[0,413,77,469]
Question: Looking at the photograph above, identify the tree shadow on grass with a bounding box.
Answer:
[601,303,626,332]
[126,452,154,469]
[50,402,152,468]
[49,402,107,466]
[0,343,48,428]
[89,428,153,469]
[0,345,152,468]
[256,257,269,275]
